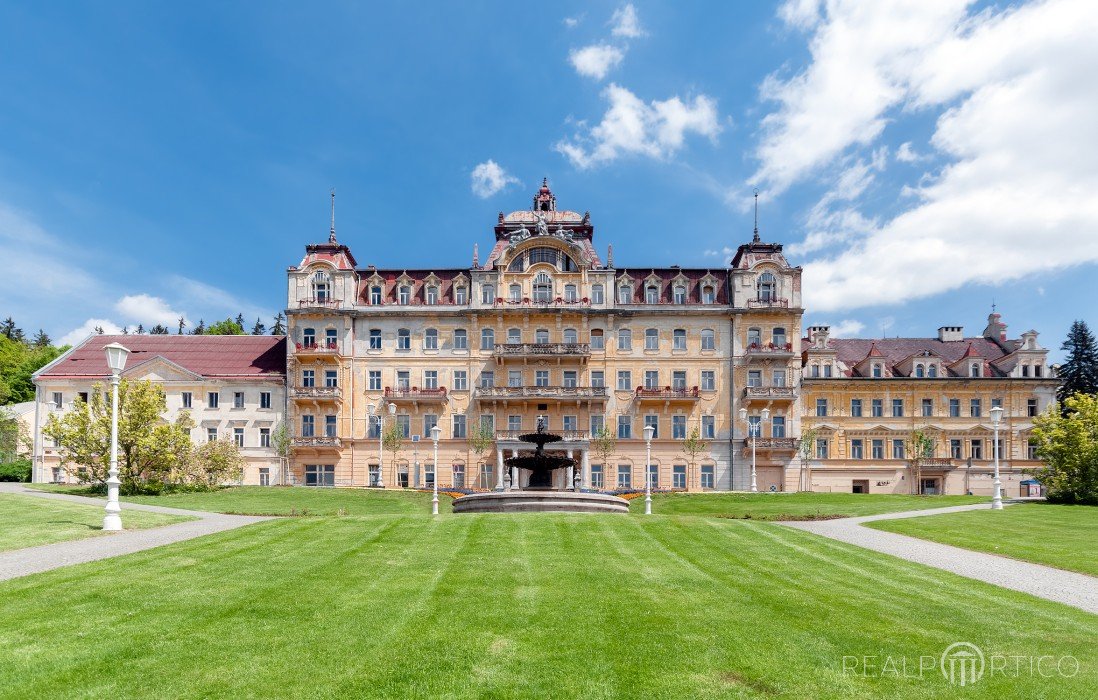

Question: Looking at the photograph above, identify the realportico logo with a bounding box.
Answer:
[842,642,1079,685]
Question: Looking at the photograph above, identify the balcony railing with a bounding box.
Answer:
[495,343,590,359]
[295,341,341,355]
[384,387,448,401]
[291,386,342,400]
[745,342,794,355]
[495,430,590,442]
[752,438,798,450]
[634,386,701,400]
[291,436,342,449]
[494,297,591,308]
[919,458,955,468]
[743,386,796,400]
[746,297,789,309]
[475,386,608,400]
[297,298,341,309]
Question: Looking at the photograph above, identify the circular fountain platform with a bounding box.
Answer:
[452,491,630,514]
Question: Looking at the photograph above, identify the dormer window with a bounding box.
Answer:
[872,363,882,378]
[455,286,467,304]
[915,364,925,377]
[618,284,632,304]
[673,285,686,304]
[645,285,659,304]
[425,286,438,305]
[702,286,715,304]
[398,285,411,305]
[533,272,552,303]
[370,286,382,305]
[758,272,776,301]
[1034,364,1042,377]
[311,271,330,302]
[970,362,981,378]
[928,364,938,378]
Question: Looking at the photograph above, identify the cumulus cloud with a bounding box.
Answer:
[828,319,867,337]
[59,319,123,347]
[758,0,1098,312]
[569,44,625,80]
[610,4,646,38]
[556,84,720,169]
[895,141,924,163]
[470,160,520,198]
[115,294,187,328]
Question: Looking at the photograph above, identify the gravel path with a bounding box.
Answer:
[780,501,1098,615]
[0,483,272,582]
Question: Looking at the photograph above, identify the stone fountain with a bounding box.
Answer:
[452,420,629,514]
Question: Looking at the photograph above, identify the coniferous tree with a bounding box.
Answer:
[251,318,266,335]
[271,312,286,335]
[10,327,25,343]
[32,330,51,347]
[177,316,187,335]
[94,326,105,335]
[135,324,145,335]
[1058,320,1098,405]
[191,319,206,335]
[235,313,246,330]
[150,324,169,335]
[121,326,129,335]
[0,318,15,340]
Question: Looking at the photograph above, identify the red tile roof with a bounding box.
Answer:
[38,335,286,380]
[812,337,1015,378]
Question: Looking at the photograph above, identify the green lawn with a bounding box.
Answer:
[866,502,1098,576]
[0,494,193,553]
[0,513,1094,698]
[30,485,453,516]
[629,491,985,519]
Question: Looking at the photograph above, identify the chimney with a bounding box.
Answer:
[808,325,831,347]
[938,326,964,342]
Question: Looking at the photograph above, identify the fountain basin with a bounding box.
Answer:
[452,491,630,514]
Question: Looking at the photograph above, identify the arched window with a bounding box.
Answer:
[454,286,467,305]
[425,286,438,305]
[311,270,330,302]
[398,285,411,305]
[758,272,776,301]
[646,285,659,304]
[701,329,715,350]
[481,284,495,304]
[480,328,494,350]
[590,328,604,350]
[702,286,715,304]
[370,286,382,305]
[747,327,761,348]
[915,364,925,377]
[424,328,438,350]
[673,329,686,350]
[302,327,316,348]
[872,363,882,378]
[533,272,553,302]
[563,328,578,344]
[645,328,659,350]
[619,284,632,304]
[970,362,981,378]
[928,364,938,378]
[591,284,604,304]
[508,255,526,272]
[509,284,521,302]
[397,328,410,350]
[772,328,787,347]
[564,284,578,302]
[525,247,577,271]
[453,329,467,350]
[507,328,521,344]
[673,285,686,304]
[618,328,632,351]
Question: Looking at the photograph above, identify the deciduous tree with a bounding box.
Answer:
[1031,393,1098,505]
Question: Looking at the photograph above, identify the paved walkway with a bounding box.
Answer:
[0,483,271,583]
[780,501,1098,615]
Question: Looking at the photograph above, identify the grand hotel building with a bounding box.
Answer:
[284,181,1057,495]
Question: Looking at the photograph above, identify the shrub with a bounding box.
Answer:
[0,458,31,482]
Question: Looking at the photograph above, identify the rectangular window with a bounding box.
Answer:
[368,370,382,391]
[700,465,714,489]
[851,439,864,460]
[259,468,270,486]
[771,415,786,438]
[644,370,659,390]
[892,439,904,459]
[562,371,577,388]
[647,464,658,489]
[563,415,577,432]
[949,398,961,417]
[1028,398,1038,417]
[991,397,1002,409]
[702,415,715,439]
[672,415,687,439]
[617,330,632,351]
[892,399,904,417]
[302,414,315,437]
[424,371,439,389]
[591,371,604,388]
[871,399,882,417]
[396,414,410,438]
[453,371,468,391]
[590,413,605,434]
[324,371,338,388]
[672,465,686,489]
[816,438,828,459]
[950,439,963,459]
[871,439,884,459]
[423,414,438,436]
[922,398,933,417]
[617,415,632,439]
[368,416,380,438]
[672,371,687,390]
[823,365,832,378]
[480,371,495,388]
[260,427,271,448]
[397,371,410,389]
[208,392,219,409]
[971,439,983,460]
[397,330,410,350]
[302,370,315,388]
[508,370,522,388]
[617,465,632,488]
[234,427,245,447]
[424,330,438,350]
[453,414,466,438]
[591,464,604,489]
[52,392,63,408]
[182,392,192,409]
[592,285,604,305]
[850,399,863,417]
[481,329,495,350]
[369,329,382,349]
[617,371,632,391]
[816,399,828,417]
[305,465,335,487]
[479,414,494,435]
[260,391,271,409]
[324,415,337,438]
[701,370,715,391]
[970,398,982,418]
[748,370,762,388]
[643,414,658,439]
[773,369,786,387]
[508,415,522,432]
[645,329,659,350]
[207,427,218,443]
[453,330,468,350]
[1027,439,1039,460]
[590,331,605,350]
[673,329,686,350]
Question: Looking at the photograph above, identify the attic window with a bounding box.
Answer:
[915,364,925,378]
[872,363,882,378]
[928,364,938,378]
[970,362,980,378]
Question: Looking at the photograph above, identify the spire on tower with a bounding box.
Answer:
[752,188,760,243]
[473,243,479,268]
[329,189,337,244]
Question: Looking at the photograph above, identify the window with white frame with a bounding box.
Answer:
[758,272,776,301]
[772,416,786,438]
[535,328,549,344]
[207,427,218,442]
[617,370,631,391]
[479,371,494,388]
[507,328,521,344]
[508,370,522,387]
[260,428,271,448]
[773,369,786,387]
[235,428,246,447]
[533,272,553,302]
[397,328,410,350]
[425,286,438,304]
[535,370,549,387]
[590,328,604,350]
[481,284,495,304]
[302,369,315,388]
[481,328,494,350]
[673,285,686,304]
[701,328,715,350]
[301,415,314,437]
[208,392,219,408]
[396,414,410,437]
[672,465,686,489]
[302,328,316,347]
[645,285,659,304]
[563,328,578,344]
[618,328,632,351]
[368,370,381,391]
[702,415,715,439]
[370,286,382,304]
[396,371,410,389]
[618,284,632,304]
[324,415,337,437]
[645,328,659,350]
[591,284,604,304]
[324,370,337,388]
[564,284,577,302]
[673,328,686,350]
[453,371,467,391]
[509,284,522,302]
[398,285,411,304]
[424,328,438,350]
[672,371,687,390]
[644,370,659,390]
[644,414,659,438]
[617,465,632,488]
[233,391,245,409]
[702,286,715,304]
[423,414,438,435]
[700,464,714,488]
[590,413,605,434]
[508,415,522,431]
[617,415,632,439]
[311,270,330,302]
[563,415,577,432]
[182,392,192,409]
[672,415,686,439]
[562,370,577,388]
[369,328,382,349]
[424,371,438,389]
[591,464,604,489]
[455,286,467,304]
[748,370,762,388]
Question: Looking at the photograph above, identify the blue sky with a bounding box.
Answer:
[0,1,1094,358]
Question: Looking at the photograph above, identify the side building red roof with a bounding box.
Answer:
[37,335,287,380]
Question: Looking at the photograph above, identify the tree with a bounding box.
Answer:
[1058,320,1098,406]
[382,422,405,485]
[251,318,267,336]
[1030,393,1098,505]
[121,326,129,335]
[271,312,286,336]
[191,319,205,335]
[468,419,496,486]
[135,324,145,335]
[590,425,617,488]
[177,316,187,335]
[680,427,708,490]
[150,324,170,335]
[31,330,51,347]
[190,439,246,486]
[204,318,246,335]
[43,380,193,493]
[0,335,67,405]
[798,427,819,492]
[235,313,246,330]
[0,317,16,340]
[94,326,104,335]
[0,406,30,463]
[906,429,937,495]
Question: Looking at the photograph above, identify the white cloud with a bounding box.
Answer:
[610,4,646,38]
[59,319,123,347]
[703,246,736,258]
[114,294,187,328]
[470,160,520,198]
[569,44,625,80]
[778,0,823,31]
[556,84,720,169]
[563,14,583,28]
[895,141,923,163]
[759,0,1098,312]
[828,319,866,337]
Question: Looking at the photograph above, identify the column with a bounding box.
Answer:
[566,450,574,491]
[582,448,590,489]
[510,449,518,491]
[495,448,505,491]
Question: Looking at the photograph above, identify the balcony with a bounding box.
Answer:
[495,430,590,443]
[297,298,342,310]
[295,341,342,357]
[918,458,955,469]
[384,387,448,403]
[475,386,608,402]
[746,437,798,452]
[292,436,342,450]
[744,342,794,359]
[494,297,591,309]
[291,386,342,402]
[745,297,789,309]
[634,386,701,403]
[494,343,590,364]
[742,386,796,402]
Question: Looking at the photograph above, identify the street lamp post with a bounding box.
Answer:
[643,424,655,515]
[102,342,130,531]
[990,405,1004,510]
[430,425,442,515]
[740,407,769,493]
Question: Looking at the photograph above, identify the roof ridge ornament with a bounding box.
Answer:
[752,188,760,243]
[329,188,337,244]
